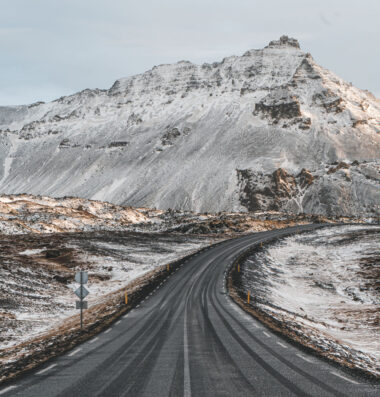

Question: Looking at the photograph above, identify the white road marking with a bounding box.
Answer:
[68,348,81,357]
[104,328,112,334]
[182,266,207,396]
[89,337,99,344]
[184,308,191,397]
[276,341,288,348]
[296,353,314,363]
[263,331,271,338]
[123,314,128,318]
[0,386,17,395]
[331,371,359,385]
[36,364,57,375]
[116,320,121,325]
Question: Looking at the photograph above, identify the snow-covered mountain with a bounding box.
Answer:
[0,36,379,216]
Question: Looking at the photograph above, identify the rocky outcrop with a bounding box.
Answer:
[298,168,314,188]
[237,168,301,212]
[161,127,181,146]
[312,89,344,113]
[271,168,297,198]
[266,35,300,49]
[254,89,302,121]
[327,161,350,174]
[253,88,311,130]
[238,162,380,217]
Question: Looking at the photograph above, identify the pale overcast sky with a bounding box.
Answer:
[1,0,379,105]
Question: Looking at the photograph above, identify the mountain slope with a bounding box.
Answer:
[0,36,379,216]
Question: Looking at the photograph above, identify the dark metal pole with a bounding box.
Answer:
[80,271,83,329]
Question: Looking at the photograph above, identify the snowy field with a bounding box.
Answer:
[0,232,214,350]
[241,225,380,377]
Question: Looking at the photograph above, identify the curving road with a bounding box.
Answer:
[1,225,379,396]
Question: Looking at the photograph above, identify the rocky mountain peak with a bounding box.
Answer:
[0,39,378,217]
[267,35,300,49]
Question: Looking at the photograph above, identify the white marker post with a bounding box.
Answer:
[75,271,89,329]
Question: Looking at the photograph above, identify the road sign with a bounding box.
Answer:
[75,285,89,299]
[76,300,88,309]
[74,270,90,329]
[75,271,88,284]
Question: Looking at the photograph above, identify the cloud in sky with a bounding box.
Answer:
[0,0,379,105]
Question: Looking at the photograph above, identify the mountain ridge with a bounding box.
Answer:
[0,36,379,216]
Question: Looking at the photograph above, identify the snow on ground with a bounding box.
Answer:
[241,225,380,376]
[0,232,214,350]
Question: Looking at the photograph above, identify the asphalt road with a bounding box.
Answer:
[1,225,379,396]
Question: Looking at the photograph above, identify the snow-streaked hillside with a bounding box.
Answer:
[0,231,213,350]
[0,36,379,216]
[241,225,380,377]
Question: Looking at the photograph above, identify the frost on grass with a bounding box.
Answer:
[241,225,380,377]
[0,231,213,351]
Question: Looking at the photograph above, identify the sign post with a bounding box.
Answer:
[74,271,89,329]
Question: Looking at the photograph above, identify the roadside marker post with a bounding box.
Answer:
[237,264,240,273]
[74,270,89,329]
[125,292,128,305]
[247,291,250,304]
[167,263,170,272]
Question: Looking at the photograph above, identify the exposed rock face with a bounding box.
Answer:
[161,127,181,146]
[0,37,379,217]
[238,162,380,217]
[312,89,344,113]
[267,35,300,49]
[237,168,301,212]
[298,168,314,188]
[271,168,297,198]
[254,88,302,121]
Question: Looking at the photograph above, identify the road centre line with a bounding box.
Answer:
[276,341,288,348]
[263,331,271,338]
[296,353,314,363]
[104,328,112,334]
[89,337,99,343]
[68,348,81,357]
[0,386,17,395]
[36,364,57,375]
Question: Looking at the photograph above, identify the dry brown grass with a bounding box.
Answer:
[0,263,168,384]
